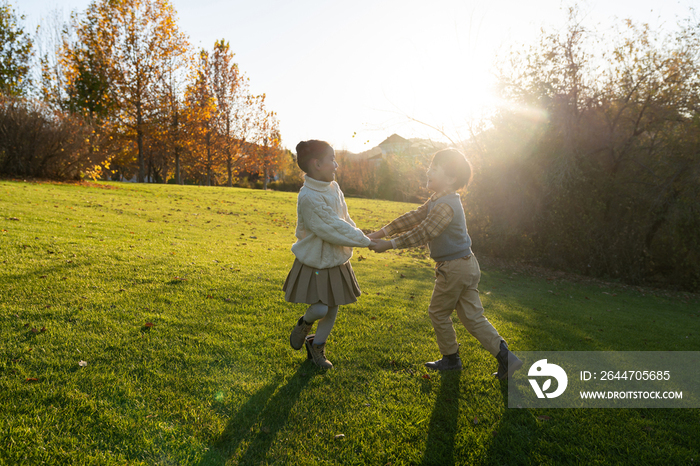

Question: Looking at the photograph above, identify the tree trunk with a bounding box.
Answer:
[137,103,145,183]
[175,146,181,184]
[227,151,233,187]
[206,130,211,186]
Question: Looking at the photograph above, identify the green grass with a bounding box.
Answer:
[1,179,699,465]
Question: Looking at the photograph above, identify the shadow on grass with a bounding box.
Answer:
[199,363,316,466]
[420,370,462,466]
[482,380,537,466]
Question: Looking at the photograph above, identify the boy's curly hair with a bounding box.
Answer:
[432,148,473,190]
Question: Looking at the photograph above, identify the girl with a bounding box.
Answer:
[283,140,373,369]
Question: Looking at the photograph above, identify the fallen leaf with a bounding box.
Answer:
[422,374,431,380]
[144,322,154,328]
[40,326,46,333]
[537,415,551,421]
[25,378,39,383]
[473,417,479,425]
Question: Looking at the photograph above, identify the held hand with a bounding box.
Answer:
[369,239,392,253]
[367,230,385,240]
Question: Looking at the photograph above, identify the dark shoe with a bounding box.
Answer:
[290,316,313,350]
[305,338,333,369]
[493,340,523,380]
[304,334,315,360]
[424,352,462,371]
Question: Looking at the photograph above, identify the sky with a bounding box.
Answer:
[17,0,697,153]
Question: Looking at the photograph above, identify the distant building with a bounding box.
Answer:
[378,134,411,156]
[339,134,444,163]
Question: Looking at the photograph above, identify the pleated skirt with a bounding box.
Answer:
[282,258,361,306]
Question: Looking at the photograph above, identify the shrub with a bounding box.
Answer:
[0,96,101,179]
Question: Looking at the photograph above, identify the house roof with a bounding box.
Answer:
[378,134,409,147]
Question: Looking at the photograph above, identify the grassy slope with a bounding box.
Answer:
[0,180,698,465]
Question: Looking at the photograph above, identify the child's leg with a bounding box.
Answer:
[304,302,329,322]
[427,261,463,355]
[453,256,503,357]
[312,305,338,344]
[303,303,339,344]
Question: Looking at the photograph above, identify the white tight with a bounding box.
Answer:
[303,303,339,344]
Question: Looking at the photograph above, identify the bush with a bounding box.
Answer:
[0,96,100,179]
[267,179,302,192]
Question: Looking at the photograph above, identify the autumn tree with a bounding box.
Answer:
[183,48,220,185]
[0,1,33,96]
[66,0,188,182]
[152,34,190,184]
[210,39,243,187]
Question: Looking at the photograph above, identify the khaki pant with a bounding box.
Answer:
[428,255,503,356]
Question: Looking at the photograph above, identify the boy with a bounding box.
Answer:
[368,148,522,379]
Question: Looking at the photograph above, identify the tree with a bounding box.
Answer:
[68,0,189,182]
[253,111,283,190]
[210,39,243,187]
[153,35,190,184]
[233,93,268,180]
[183,48,219,185]
[0,1,33,96]
[479,6,700,290]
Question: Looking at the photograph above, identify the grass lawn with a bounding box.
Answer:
[1,179,699,465]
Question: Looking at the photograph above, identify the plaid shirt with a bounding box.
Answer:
[381,190,454,249]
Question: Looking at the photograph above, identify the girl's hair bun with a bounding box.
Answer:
[295,140,333,173]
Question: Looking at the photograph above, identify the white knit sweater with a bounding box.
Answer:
[291,175,371,269]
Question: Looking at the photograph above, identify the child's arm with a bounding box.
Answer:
[368,201,431,240]
[370,203,453,253]
[301,197,371,248]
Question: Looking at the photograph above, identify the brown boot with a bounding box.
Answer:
[305,338,333,369]
[290,316,313,350]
